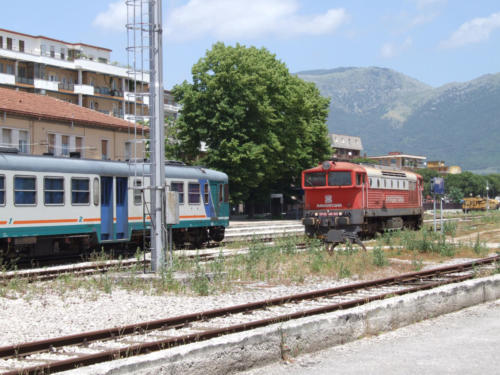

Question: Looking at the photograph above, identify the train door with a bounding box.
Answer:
[115,177,128,239]
[210,181,221,219]
[101,177,113,240]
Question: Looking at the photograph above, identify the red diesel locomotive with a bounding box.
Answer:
[302,161,423,248]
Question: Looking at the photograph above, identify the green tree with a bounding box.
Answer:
[172,42,331,206]
[448,186,463,203]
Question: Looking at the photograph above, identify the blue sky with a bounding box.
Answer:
[3,0,500,89]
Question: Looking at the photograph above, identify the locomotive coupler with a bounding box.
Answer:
[326,229,366,251]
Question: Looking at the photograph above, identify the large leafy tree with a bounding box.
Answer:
[171,43,331,204]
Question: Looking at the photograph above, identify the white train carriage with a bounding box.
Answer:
[0,152,229,258]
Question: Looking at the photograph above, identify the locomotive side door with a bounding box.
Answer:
[100,177,113,241]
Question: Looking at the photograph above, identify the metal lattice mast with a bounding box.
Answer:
[149,0,166,272]
[126,0,166,272]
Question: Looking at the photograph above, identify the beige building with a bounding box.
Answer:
[427,161,462,175]
[0,28,149,121]
[0,87,147,160]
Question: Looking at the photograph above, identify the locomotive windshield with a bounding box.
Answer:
[328,171,351,186]
[304,172,326,186]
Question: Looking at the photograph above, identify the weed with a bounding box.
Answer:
[337,261,351,279]
[372,246,388,267]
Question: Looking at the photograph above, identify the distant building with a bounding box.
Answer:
[0,87,147,160]
[164,90,181,121]
[427,161,462,175]
[368,152,426,170]
[330,133,363,160]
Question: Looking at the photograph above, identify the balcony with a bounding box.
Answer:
[34,79,59,91]
[0,72,15,85]
[74,84,94,95]
[15,76,34,85]
[95,86,123,98]
[58,82,75,91]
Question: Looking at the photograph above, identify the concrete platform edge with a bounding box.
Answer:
[69,274,500,375]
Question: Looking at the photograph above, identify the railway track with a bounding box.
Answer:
[0,255,498,375]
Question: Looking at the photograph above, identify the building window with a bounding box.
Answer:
[188,183,200,204]
[6,38,12,50]
[5,64,13,75]
[101,139,109,160]
[0,62,3,73]
[71,178,90,205]
[18,130,29,153]
[19,40,24,53]
[203,183,209,204]
[50,46,55,58]
[75,136,83,157]
[48,133,56,154]
[1,128,12,148]
[0,176,5,205]
[124,141,132,160]
[61,135,69,156]
[14,176,36,205]
[0,36,3,49]
[44,177,64,205]
[171,182,184,204]
[60,48,65,60]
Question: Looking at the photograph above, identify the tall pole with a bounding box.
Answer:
[149,0,166,272]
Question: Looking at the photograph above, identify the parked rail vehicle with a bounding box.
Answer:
[302,161,423,249]
[0,151,229,259]
[462,197,499,213]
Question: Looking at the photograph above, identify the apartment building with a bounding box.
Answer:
[0,28,150,121]
[0,87,147,161]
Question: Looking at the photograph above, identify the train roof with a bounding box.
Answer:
[0,153,228,182]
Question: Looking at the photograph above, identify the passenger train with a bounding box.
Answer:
[302,160,423,248]
[0,151,229,259]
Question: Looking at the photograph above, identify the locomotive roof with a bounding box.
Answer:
[0,153,228,182]
[303,161,421,180]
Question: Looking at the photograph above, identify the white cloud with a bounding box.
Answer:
[440,12,500,48]
[380,37,413,58]
[165,0,348,41]
[93,1,127,32]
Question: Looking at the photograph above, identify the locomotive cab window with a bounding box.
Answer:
[0,175,5,205]
[14,176,36,205]
[304,172,326,187]
[171,182,184,204]
[188,183,200,204]
[328,171,351,186]
[44,177,64,205]
[356,173,365,186]
[71,178,90,205]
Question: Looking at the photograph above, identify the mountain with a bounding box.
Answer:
[297,67,500,173]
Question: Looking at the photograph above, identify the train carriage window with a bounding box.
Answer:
[71,178,90,205]
[304,172,326,186]
[369,178,373,187]
[133,179,142,205]
[44,177,64,205]
[377,179,380,188]
[14,176,36,205]
[204,183,209,204]
[219,184,223,203]
[93,178,100,206]
[171,182,184,204]
[0,176,5,205]
[224,183,229,203]
[188,183,200,204]
[328,171,351,186]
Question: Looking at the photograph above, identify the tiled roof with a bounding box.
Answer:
[0,87,147,132]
